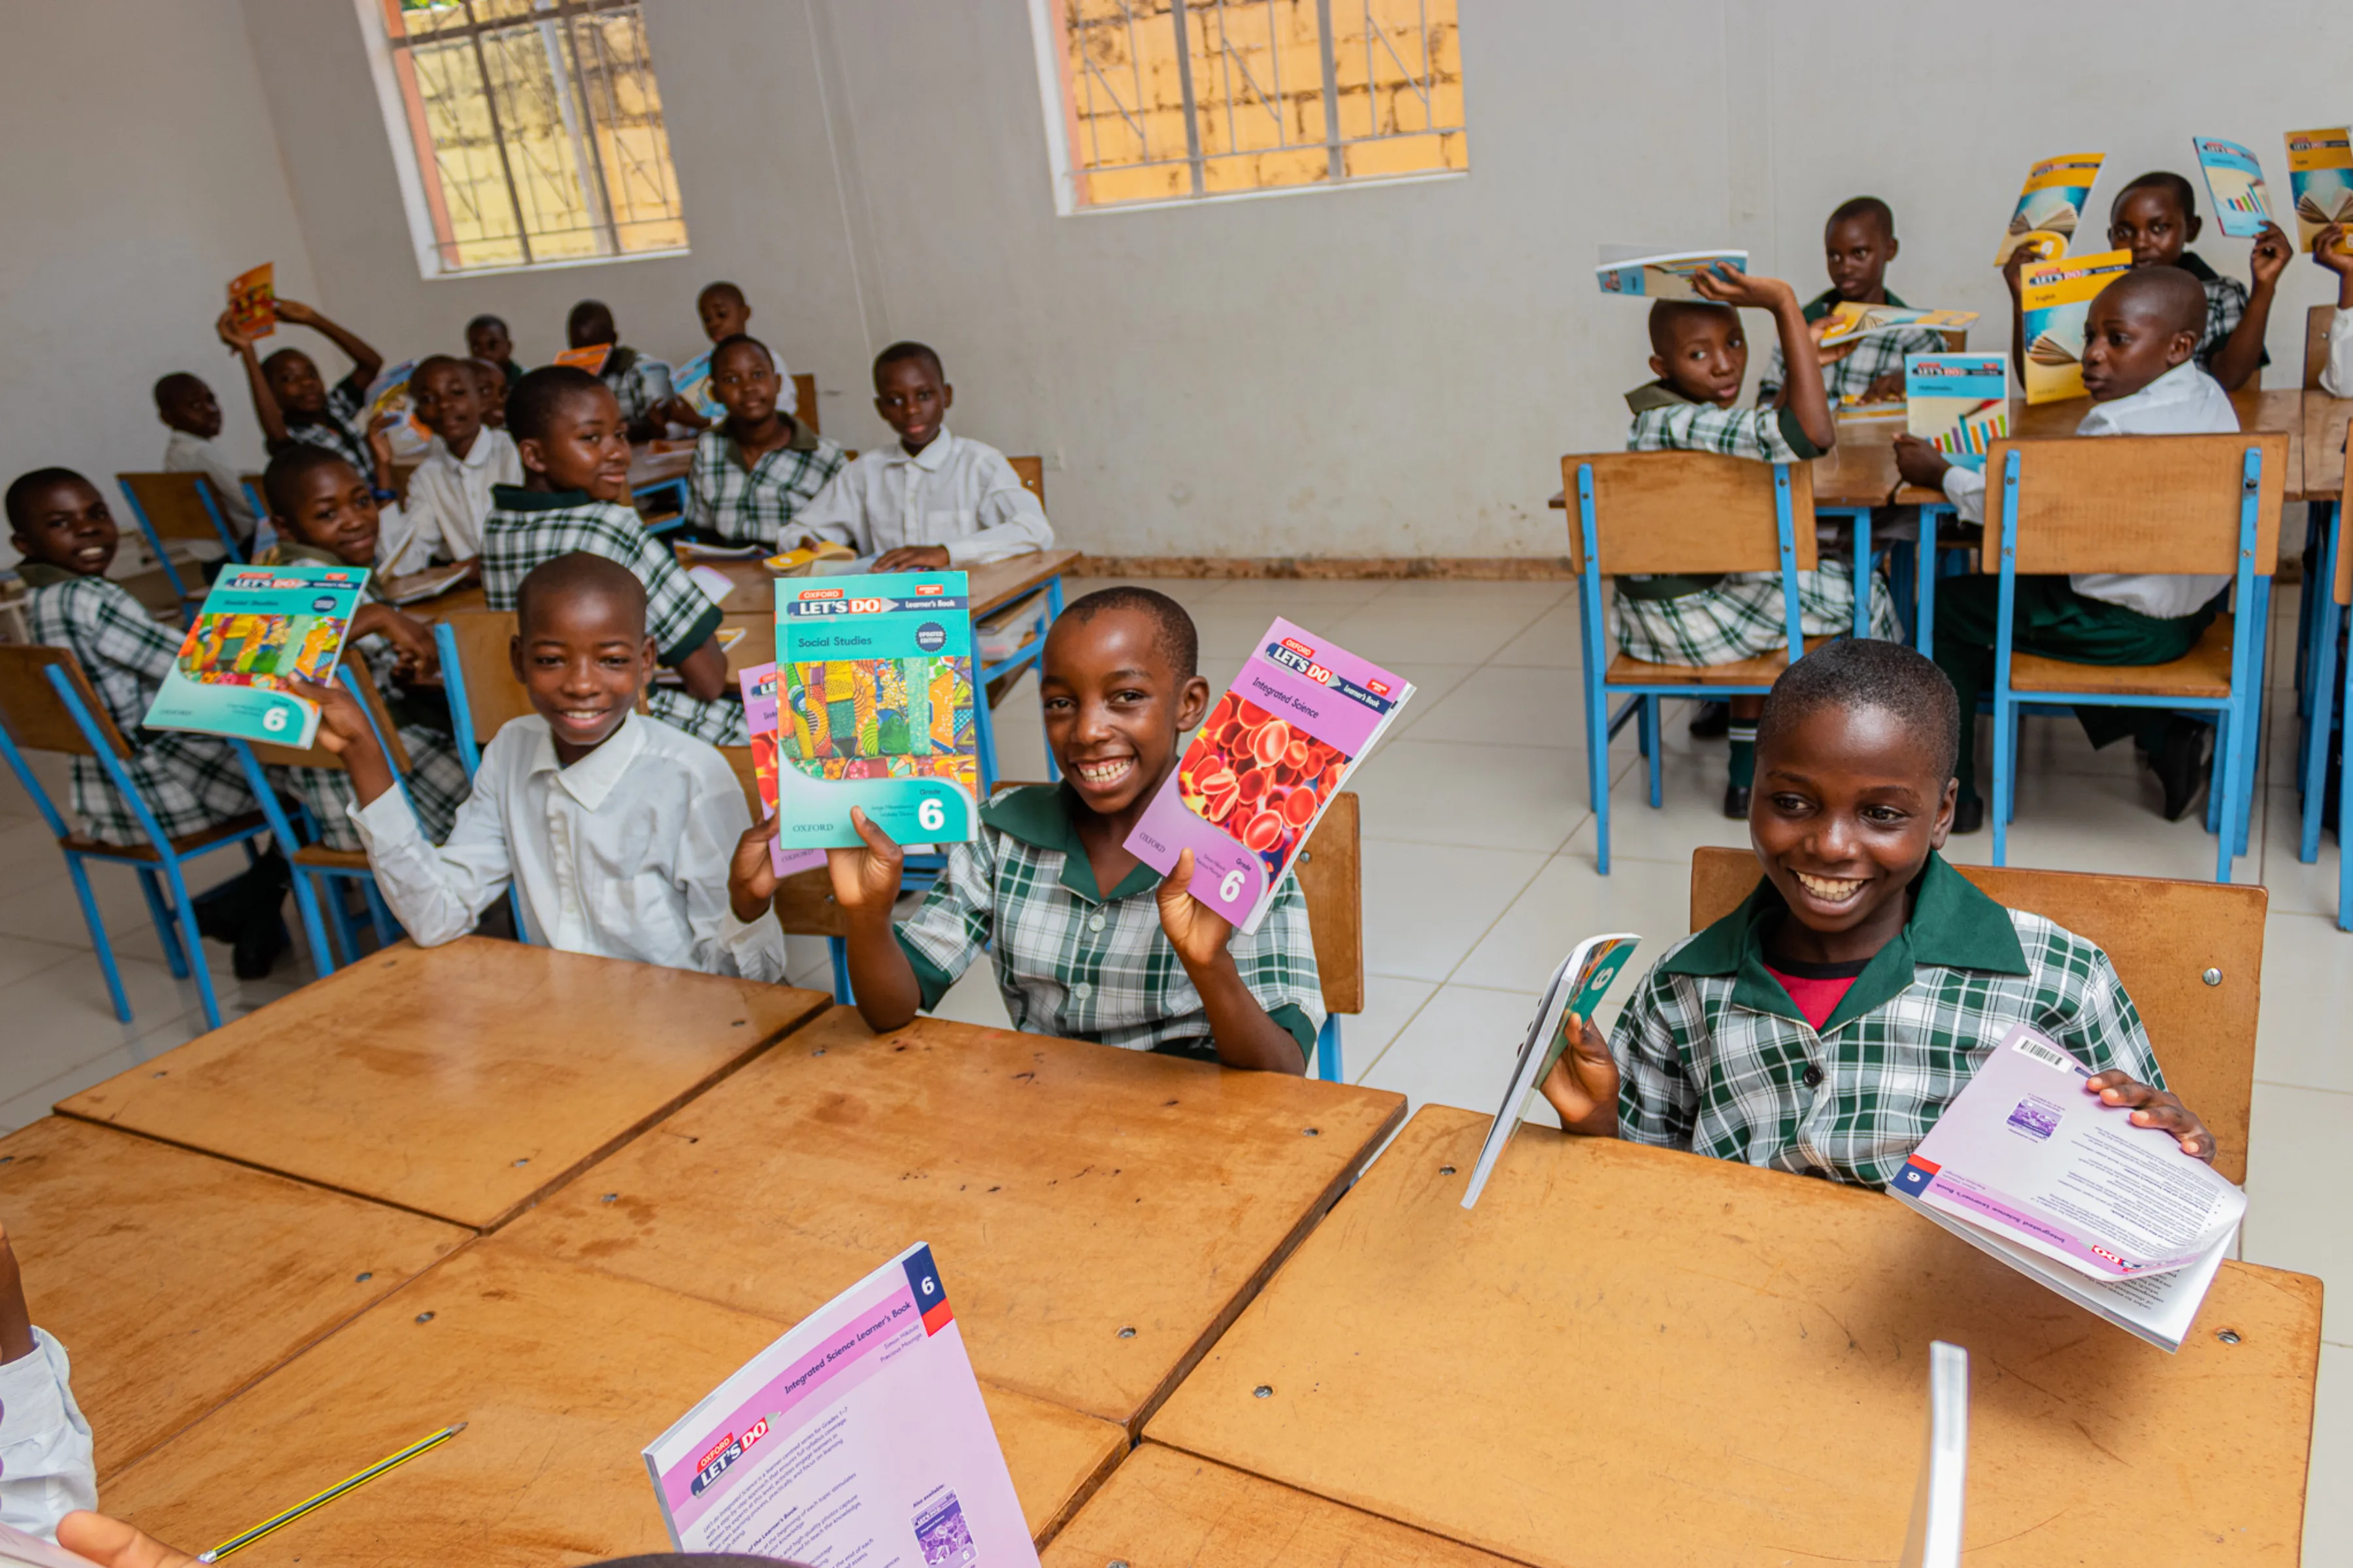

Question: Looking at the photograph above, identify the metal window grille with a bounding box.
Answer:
[379,0,688,272]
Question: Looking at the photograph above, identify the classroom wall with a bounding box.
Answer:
[0,0,322,569]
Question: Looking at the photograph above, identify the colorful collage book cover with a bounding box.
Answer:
[142,561,367,749]
[1595,246,1748,301]
[2018,248,2132,404]
[226,262,275,339]
[1905,353,2011,472]
[1125,619,1414,935]
[737,662,828,880]
[1995,153,2105,265]
[2286,127,2353,253]
[671,348,723,420]
[2191,137,2273,239]
[774,572,980,848]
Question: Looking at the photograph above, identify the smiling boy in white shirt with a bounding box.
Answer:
[401,354,520,565]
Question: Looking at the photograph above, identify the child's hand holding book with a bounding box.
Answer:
[827,805,908,922]
[2084,1069,2215,1163]
[1152,846,1237,970]
[728,814,783,924]
[286,676,397,806]
[1536,1012,1619,1136]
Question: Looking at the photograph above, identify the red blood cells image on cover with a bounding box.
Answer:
[1175,691,1349,880]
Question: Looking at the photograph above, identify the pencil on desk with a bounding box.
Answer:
[195,1423,466,1561]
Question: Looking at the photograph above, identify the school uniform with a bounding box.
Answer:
[895,782,1325,1065]
[1932,359,2238,799]
[1611,852,2164,1188]
[283,368,376,476]
[350,709,786,981]
[787,429,1054,565]
[161,428,258,535]
[1615,382,1899,667]
[478,486,744,745]
[2177,251,2266,374]
[2320,305,2353,395]
[19,565,257,844]
[686,418,846,546]
[599,347,673,431]
[401,427,521,563]
[0,1330,96,1540]
[1754,287,1947,407]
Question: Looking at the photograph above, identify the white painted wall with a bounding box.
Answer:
[0,0,320,567]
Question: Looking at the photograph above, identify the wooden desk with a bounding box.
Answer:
[496,1007,1407,1430]
[104,1244,1126,1565]
[698,545,1082,617]
[0,1117,465,1477]
[1043,1443,1524,1568]
[1147,1106,2322,1567]
[2305,393,2351,501]
[59,939,829,1231]
[630,443,695,492]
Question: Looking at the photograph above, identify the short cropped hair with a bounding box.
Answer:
[2115,171,2198,220]
[5,467,91,532]
[1757,637,1961,784]
[465,313,509,337]
[873,340,944,385]
[1647,298,1734,358]
[507,365,610,445]
[152,372,205,410]
[412,352,465,384]
[1828,195,1894,236]
[2099,263,2207,337]
[261,444,359,520]
[516,550,647,641]
[1058,586,1199,680]
[699,280,746,305]
[259,346,315,380]
[710,332,773,370]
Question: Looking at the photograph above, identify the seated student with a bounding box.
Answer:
[0,1224,93,1542]
[658,282,797,429]
[259,446,469,850]
[1540,637,2213,1185]
[1896,266,2234,830]
[2311,223,2353,394]
[466,312,524,392]
[1755,196,1948,408]
[403,353,520,563]
[154,367,257,541]
[682,335,846,547]
[565,299,670,442]
[1622,267,1900,817]
[785,341,1054,571]
[479,367,741,744]
[469,356,510,431]
[731,587,1320,1071]
[5,469,289,973]
[304,552,785,981]
[248,299,390,484]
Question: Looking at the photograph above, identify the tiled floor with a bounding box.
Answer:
[3,576,2346,1557]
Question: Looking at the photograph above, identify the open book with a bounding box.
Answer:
[763,541,858,576]
[2192,136,2273,239]
[1890,1023,2246,1353]
[143,562,368,748]
[376,560,476,607]
[2286,128,2353,253]
[1898,1343,1969,1568]
[2018,248,2132,404]
[1460,933,1641,1209]
[1905,352,2010,472]
[1595,246,1748,301]
[1995,154,2105,265]
[1816,303,1977,350]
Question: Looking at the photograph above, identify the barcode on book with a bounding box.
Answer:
[2011,1033,2075,1071]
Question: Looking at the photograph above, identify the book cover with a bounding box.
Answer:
[1595,246,1748,301]
[1995,153,2105,265]
[2286,127,2353,253]
[671,348,722,420]
[763,541,858,576]
[142,562,368,749]
[552,344,612,376]
[2192,136,2273,239]
[226,262,275,339]
[775,573,981,849]
[2018,248,2132,404]
[1905,352,2011,473]
[1460,932,1641,1210]
[642,1243,1037,1566]
[739,662,830,880]
[363,358,432,459]
[1124,620,1413,935]
[1816,304,1978,350]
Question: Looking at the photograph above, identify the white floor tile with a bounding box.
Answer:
[2306,1344,2353,1567]
[1324,593,1558,668]
[2257,786,2343,920]
[2242,1080,2353,1344]
[1406,664,1587,751]
[1356,980,1546,1119]
[1453,852,1701,993]
[1350,739,1592,854]
[0,934,86,993]
[1332,974,1439,1082]
[1207,578,1389,612]
[1563,748,1754,870]
[931,962,1015,1031]
[1488,602,1587,669]
[1359,839,1548,984]
[1378,663,1478,743]
[2256,912,2353,1095]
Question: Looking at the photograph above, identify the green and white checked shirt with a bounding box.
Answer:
[1756,288,1948,407]
[686,419,846,546]
[1625,379,1826,463]
[1609,854,2165,1188]
[895,782,1325,1065]
[2177,252,2263,374]
[282,371,375,476]
[600,348,673,431]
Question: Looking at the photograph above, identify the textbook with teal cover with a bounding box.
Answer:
[1595,246,1748,301]
[2191,137,2273,239]
[142,561,367,750]
[1905,353,2011,473]
[670,348,722,420]
[1460,931,1641,1209]
[775,572,980,848]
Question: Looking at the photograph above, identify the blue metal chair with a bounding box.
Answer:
[433,615,536,945]
[0,644,314,1031]
[2297,490,2345,863]
[114,473,246,627]
[1978,433,2285,884]
[1566,451,1818,875]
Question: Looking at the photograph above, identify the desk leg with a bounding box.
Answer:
[2301,503,2341,863]
[1914,504,1949,657]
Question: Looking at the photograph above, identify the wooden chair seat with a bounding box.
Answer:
[2008,615,2235,699]
[1605,636,1839,689]
[61,812,270,863]
[291,844,373,873]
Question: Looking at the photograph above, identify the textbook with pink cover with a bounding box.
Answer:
[739,661,827,880]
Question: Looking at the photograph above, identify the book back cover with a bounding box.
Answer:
[1595,246,1748,301]
[671,348,721,420]
[142,562,368,749]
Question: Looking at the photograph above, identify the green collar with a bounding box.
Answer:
[492,484,601,512]
[1802,285,1907,322]
[1663,852,2028,1033]
[980,781,1164,905]
[14,562,78,588]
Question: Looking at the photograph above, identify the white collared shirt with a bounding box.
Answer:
[349,710,786,981]
[2323,306,2353,397]
[0,1329,95,1541]
[786,427,1053,565]
[161,428,257,531]
[1941,360,2239,620]
[398,427,521,565]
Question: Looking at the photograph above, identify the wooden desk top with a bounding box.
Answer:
[2305,393,2351,501]
[104,1244,1126,1565]
[59,939,829,1231]
[1148,1106,2322,1567]
[701,546,1082,616]
[1043,1443,1524,1568]
[0,1117,465,1478]
[496,1006,1408,1429]
[629,443,695,489]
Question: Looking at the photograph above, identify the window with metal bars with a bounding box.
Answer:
[369,0,688,273]
[1035,0,1466,211]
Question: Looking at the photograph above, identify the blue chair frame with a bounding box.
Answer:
[2297,497,2343,863]
[114,474,246,627]
[433,620,536,946]
[970,574,1067,789]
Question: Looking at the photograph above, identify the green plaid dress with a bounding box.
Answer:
[895,782,1325,1065]
[686,421,846,546]
[479,486,743,745]
[1610,853,2165,1188]
[1755,288,1948,407]
[19,566,258,844]
[282,371,375,476]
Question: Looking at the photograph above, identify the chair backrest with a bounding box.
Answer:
[1295,790,1363,1016]
[1982,433,2287,579]
[2307,303,2335,390]
[1010,456,1046,508]
[1560,452,1820,576]
[437,610,535,749]
[793,373,819,435]
[244,656,412,773]
[116,472,236,548]
[0,646,133,759]
[1687,846,2261,1185]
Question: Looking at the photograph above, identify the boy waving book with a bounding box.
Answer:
[142,562,367,750]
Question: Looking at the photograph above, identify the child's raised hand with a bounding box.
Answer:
[58,1512,201,1568]
[1861,370,1907,404]
[1999,241,2043,298]
[1806,316,1860,366]
[826,806,906,919]
[1536,1012,1620,1135]
[2315,224,2353,276]
[728,815,781,923]
[2249,220,2293,290]
[1892,433,1954,490]
[272,297,319,327]
[284,676,373,757]
[2084,1070,2216,1163]
[214,309,252,352]
[1153,846,1236,971]
[0,1221,35,1365]
[1690,263,1793,312]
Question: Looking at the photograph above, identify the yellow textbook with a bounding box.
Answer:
[1816,303,1978,350]
[2286,127,2353,254]
[2018,249,2132,404]
[1996,154,2105,266]
[762,541,857,576]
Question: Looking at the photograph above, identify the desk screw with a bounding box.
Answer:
[2217,1329,2241,1344]
[2202,968,2222,986]
[1439,1165,1456,1176]
[1110,1560,1131,1568]
[354,1272,373,1284]
[152,1070,168,1078]
[513,1158,529,1167]
[813,1047,827,1056]
[415,1312,435,1324]
[1252,1385,1273,1398]
[601,1193,619,1203]
[1117,1326,1136,1339]
[1302,1127,1320,1137]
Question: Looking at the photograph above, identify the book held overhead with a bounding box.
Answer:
[2284,126,2353,252]
[2018,248,2132,403]
[2191,136,2274,238]
[1995,153,2105,264]
[142,562,367,749]
[1595,246,1749,299]
[225,262,275,339]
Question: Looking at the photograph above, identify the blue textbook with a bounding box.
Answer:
[142,562,368,749]
[1905,353,2011,473]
